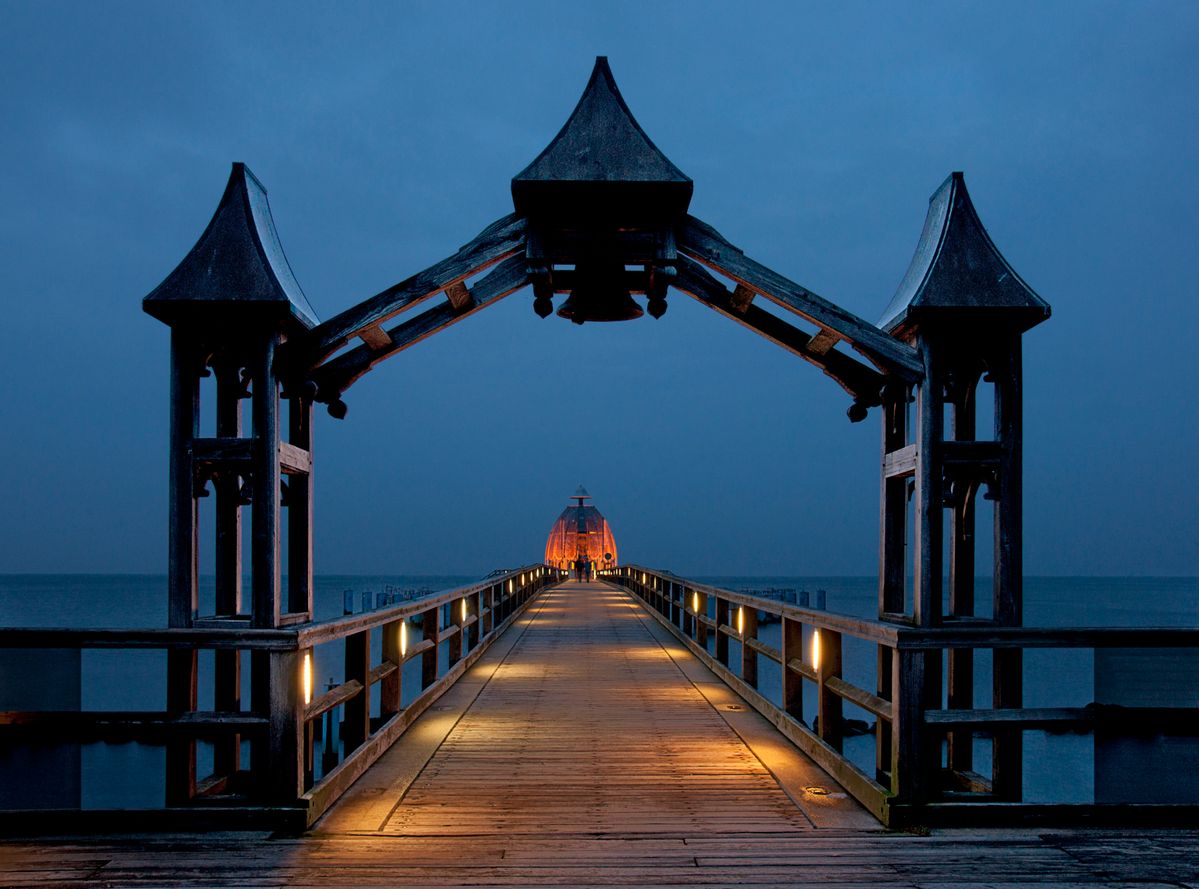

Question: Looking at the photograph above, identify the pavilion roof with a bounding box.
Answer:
[143,163,318,330]
[878,172,1049,335]
[511,57,693,224]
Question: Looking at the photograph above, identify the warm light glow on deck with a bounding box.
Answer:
[302,651,312,706]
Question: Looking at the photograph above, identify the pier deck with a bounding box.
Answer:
[1,581,1195,886]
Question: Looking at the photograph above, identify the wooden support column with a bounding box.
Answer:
[781,617,803,722]
[878,385,908,618]
[251,332,282,629]
[947,375,978,774]
[287,395,314,618]
[740,606,758,688]
[168,330,200,629]
[992,336,1024,801]
[166,331,199,805]
[695,592,709,648]
[912,341,945,790]
[213,358,243,778]
[912,344,944,628]
[343,629,371,753]
[816,630,843,750]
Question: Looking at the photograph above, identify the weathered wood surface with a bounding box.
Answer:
[2,582,1196,885]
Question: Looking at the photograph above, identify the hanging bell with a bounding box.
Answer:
[557,260,643,324]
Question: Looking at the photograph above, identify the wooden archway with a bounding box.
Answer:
[143,57,1049,804]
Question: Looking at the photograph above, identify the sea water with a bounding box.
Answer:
[0,574,1195,808]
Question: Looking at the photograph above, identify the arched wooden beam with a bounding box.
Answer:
[310,254,530,399]
[674,257,885,408]
[679,215,924,382]
[285,213,527,373]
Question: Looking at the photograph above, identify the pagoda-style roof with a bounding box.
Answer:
[144,163,318,330]
[879,172,1050,335]
[511,57,693,225]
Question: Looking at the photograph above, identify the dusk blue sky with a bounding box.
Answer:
[0,2,1195,576]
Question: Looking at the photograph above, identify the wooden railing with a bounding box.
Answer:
[0,564,563,830]
[606,565,1199,826]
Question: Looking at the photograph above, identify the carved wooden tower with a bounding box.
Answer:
[144,164,318,802]
[876,173,1050,802]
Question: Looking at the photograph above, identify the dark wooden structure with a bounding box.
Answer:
[16,56,1192,834]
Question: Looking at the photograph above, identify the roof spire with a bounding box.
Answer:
[511,56,692,225]
[878,172,1050,336]
[143,163,318,331]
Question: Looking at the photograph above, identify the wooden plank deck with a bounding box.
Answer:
[1,581,1196,887]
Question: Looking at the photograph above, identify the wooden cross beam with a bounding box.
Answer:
[679,215,923,381]
[310,254,530,399]
[285,213,526,372]
[674,257,886,406]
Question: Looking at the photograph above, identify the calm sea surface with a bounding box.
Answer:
[1,574,1194,808]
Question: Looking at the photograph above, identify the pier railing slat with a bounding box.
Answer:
[607,563,1199,827]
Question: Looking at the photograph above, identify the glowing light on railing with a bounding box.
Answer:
[302,651,312,706]
[737,606,744,636]
[812,629,821,670]
[692,592,699,614]
[400,620,408,658]
[461,598,467,622]
[509,579,514,593]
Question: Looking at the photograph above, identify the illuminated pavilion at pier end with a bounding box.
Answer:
[544,486,618,576]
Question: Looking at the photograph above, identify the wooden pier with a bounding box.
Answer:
[3,580,1196,887]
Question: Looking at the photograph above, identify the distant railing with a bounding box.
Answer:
[606,565,1199,826]
[0,564,563,830]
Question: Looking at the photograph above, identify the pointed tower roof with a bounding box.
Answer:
[573,485,591,499]
[512,57,693,225]
[143,163,318,330]
[879,172,1050,335]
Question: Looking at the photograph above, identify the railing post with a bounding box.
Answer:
[781,616,803,722]
[740,605,758,688]
[816,629,843,750]
[265,649,303,804]
[876,643,893,785]
[165,648,197,806]
[696,591,709,648]
[891,645,928,804]
[343,629,370,753]
[448,598,464,664]
[421,605,439,689]
[715,597,730,667]
[682,587,694,637]
[381,618,403,719]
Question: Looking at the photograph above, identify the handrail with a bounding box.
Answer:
[296,563,546,647]
[607,563,1199,828]
[0,561,566,830]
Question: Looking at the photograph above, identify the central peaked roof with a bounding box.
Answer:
[512,56,693,224]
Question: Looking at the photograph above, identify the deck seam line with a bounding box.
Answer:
[619,586,819,830]
[373,591,554,832]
